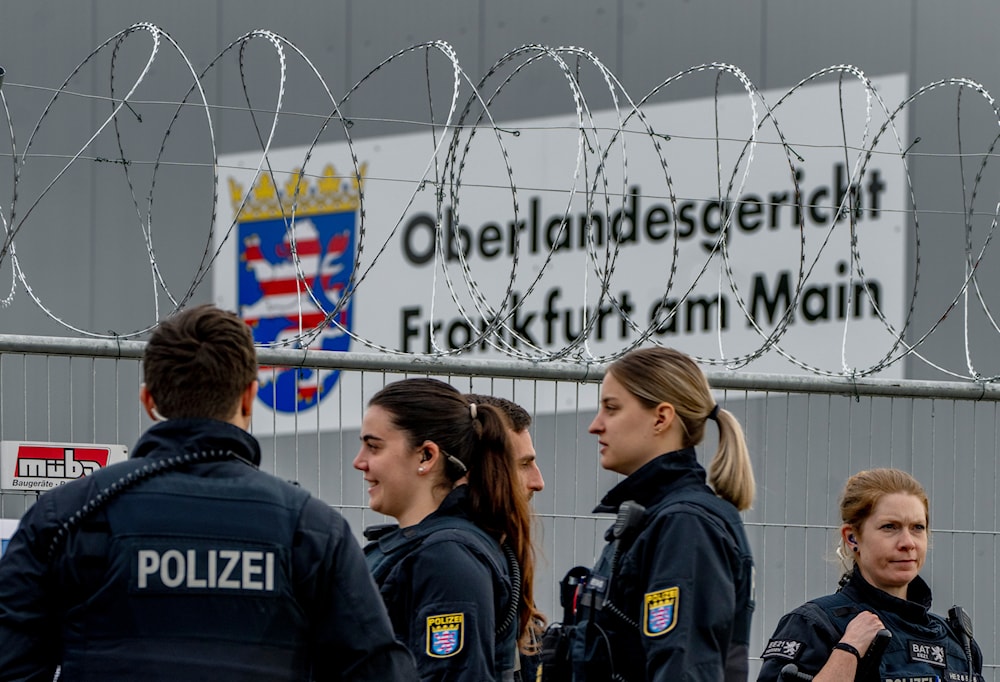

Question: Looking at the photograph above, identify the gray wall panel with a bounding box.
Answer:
[1,1,100,336]
[905,1,1000,381]
[214,0,349,153]
[345,1,481,140]
[761,0,913,90]
[621,0,764,99]
[478,0,619,122]
[912,2,1000,85]
[87,11,222,335]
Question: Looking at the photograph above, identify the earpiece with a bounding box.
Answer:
[420,449,432,463]
[848,534,857,545]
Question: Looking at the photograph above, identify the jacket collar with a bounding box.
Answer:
[594,446,708,513]
[842,566,933,622]
[130,418,262,468]
[369,485,475,551]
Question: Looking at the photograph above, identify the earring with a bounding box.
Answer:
[418,466,425,474]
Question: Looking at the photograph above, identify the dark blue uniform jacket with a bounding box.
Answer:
[0,418,416,682]
[570,447,755,682]
[365,485,518,682]
[757,568,983,682]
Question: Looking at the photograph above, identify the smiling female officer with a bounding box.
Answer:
[354,378,543,681]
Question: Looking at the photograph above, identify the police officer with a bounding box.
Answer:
[0,304,417,680]
[465,393,545,500]
[757,468,984,682]
[354,378,544,681]
[570,347,756,682]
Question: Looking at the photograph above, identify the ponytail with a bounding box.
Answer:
[707,408,755,511]
[466,403,544,651]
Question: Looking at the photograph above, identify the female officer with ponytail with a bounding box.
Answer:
[353,377,543,681]
[569,347,756,682]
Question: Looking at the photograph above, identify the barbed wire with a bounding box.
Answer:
[1,23,999,381]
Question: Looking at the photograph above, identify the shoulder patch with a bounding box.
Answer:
[908,640,946,667]
[643,587,679,637]
[426,612,464,658]
[761,639,804,661]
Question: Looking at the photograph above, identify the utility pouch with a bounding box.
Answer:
[536,565,591,681]
[537,622,574,682]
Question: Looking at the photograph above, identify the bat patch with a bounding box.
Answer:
[909,640,946,668]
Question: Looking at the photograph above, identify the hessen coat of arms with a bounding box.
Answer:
[228,165,363,414]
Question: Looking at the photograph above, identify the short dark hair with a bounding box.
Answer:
[464,394,531,432]
[143,304,257,421]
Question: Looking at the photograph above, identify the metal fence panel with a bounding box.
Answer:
[1,335,997,679]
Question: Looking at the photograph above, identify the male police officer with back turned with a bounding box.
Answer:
[0,304,417,681]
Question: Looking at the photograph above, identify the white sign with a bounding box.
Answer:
[0,519,18,556]
[217,74,909,434]
[0,441,129,491]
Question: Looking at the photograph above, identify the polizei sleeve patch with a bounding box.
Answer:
[643,586,679,636]
[761,639,804,661]
[426,612,465,657]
